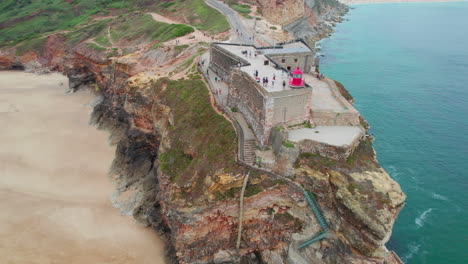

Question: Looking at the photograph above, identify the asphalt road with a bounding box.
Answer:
[204,0,255,44]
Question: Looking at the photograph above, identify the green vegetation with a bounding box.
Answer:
[0,0,138,46]
[274,212,303,230]
[15,36,46,55]
[295,137,378,173]
[270,26,277,30]
[110,13,194,43]
[95,35,111,47]
[334,80,354,103]
[174,44,189,56]
[229,3,252,18]
[160,2,176,8]
[283,140,295,148]
[231,107,238,112]
[151,78,238,190]
[244,184,263,197]
[165,0,230,34]
[107,48,119,58]
[63,18,110,47]
[86,42,107,52]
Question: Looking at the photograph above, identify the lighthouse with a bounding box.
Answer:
[289,66,305,88]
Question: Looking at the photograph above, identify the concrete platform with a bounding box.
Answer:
[288,126,364,147]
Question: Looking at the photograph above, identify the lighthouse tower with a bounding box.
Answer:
[289,66,305,88]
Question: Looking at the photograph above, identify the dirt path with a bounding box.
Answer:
[0,71,165,264]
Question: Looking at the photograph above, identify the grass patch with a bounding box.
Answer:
[230,4,251,17]
[95,35,111,47]
[174,44,189,56]
[15,36,46,55]
[151,78,241,196]
[270,26,277,30]
[63,18,110,47]
[110,13,194,44]
[283,140,295,148]
[86,42,107,52]
[244,184,263,197]
[334,80,354,103]
[166,0,230,34]
[0,0,137,46]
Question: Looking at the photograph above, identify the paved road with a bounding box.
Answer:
[204,0,255,44]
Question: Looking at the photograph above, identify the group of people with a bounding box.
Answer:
[316,72,325,80]
[236,29,254,42]
[241,49,256,58]
[253,71,285,89]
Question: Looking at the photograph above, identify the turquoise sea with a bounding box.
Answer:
[318,2,468,263]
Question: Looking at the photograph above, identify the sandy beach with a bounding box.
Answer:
[0,71,165,263]
[338,0,465,4]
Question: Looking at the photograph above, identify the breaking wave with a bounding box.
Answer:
[432,193,449,201]
[415,208,433,228]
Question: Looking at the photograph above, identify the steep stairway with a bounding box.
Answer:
[304,190,329,231]
[243,139,256,165]
[299,190,331,249]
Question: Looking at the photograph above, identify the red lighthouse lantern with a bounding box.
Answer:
[289,66,305,88]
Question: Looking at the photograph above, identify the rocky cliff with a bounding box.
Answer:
[0,3,405,264]
[255,0,349,43]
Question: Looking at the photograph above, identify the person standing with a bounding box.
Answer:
[282,80,286,89]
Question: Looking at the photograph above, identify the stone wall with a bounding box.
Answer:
[311,110,360,126]
[267,52,314,73]
[270,88,312,125]
[209,44,250,81]
[228,69,269,144]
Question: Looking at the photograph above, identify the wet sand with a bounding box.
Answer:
[0,71,165,263]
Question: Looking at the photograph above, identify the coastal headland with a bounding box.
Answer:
[0,0,406,263]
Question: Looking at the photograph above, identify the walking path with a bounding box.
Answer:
[303,74,344,110]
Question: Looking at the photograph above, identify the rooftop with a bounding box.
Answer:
[262,42,313,55]
[216,44,292,92]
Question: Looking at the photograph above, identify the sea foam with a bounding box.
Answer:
[415,208,433,228]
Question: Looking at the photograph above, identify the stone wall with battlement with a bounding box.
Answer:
[209,44,250,81]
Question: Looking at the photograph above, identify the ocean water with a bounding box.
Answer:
[318,2,468,263]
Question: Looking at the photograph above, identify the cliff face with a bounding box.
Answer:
[256,0,349,42]
[0,7,405,264]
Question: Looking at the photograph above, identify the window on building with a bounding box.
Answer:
[281,59,285,63]
[287,66,291,71]
[294,58,298,62]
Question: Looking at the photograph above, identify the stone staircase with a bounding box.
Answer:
[243,139,256,165]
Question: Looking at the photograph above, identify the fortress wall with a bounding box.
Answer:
[267,53,314,73]
[209,44,249,81]
[270,88,312,126]
[228,70,270,144]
